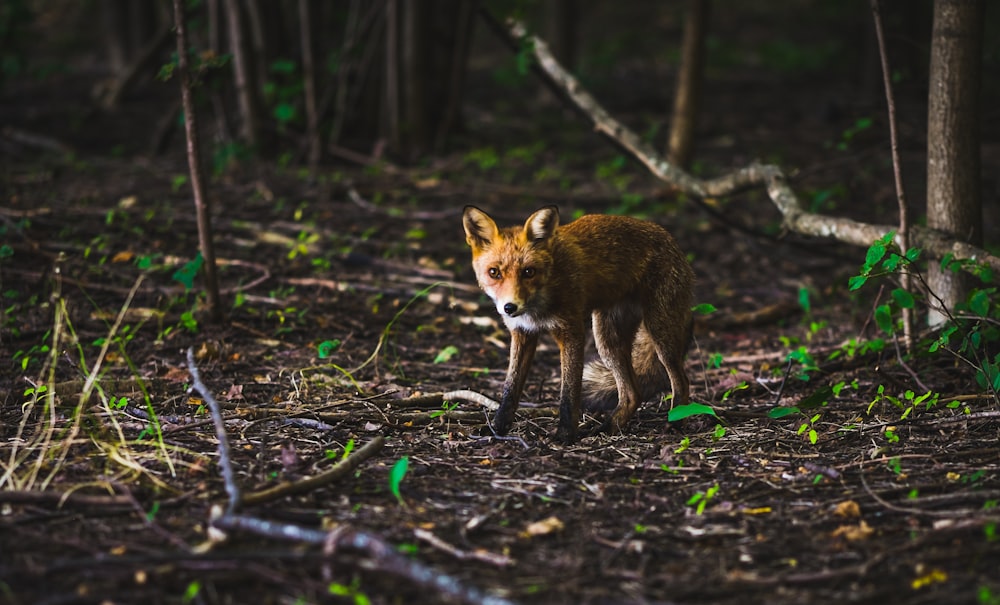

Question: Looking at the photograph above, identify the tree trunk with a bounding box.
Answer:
[543,0,577,70]
[399,1,428,159]
[667,0,710,169]
[925,0,984,325]
[224,0,262,148]
[173,0,223,323]
[299,0,320,169]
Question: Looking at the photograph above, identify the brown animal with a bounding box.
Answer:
[463,205,694,442]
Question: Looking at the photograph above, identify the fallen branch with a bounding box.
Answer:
[184,348,514,605]
[241,436,384,506]
[494,16,1000,278]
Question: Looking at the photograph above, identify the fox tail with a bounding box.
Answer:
[581,326,684,411]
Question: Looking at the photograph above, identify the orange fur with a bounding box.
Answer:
[463,205,694,442]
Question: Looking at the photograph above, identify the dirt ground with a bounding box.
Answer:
[3,8,1000,605]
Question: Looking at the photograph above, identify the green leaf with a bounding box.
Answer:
[891,288,915,309]
[341,438,355,460]
[882,253,902,272]
[798,286,811,313]
[969,289,990,317]
[172,253,204,291]
[433,345,459,364]
[274,102,297,123]
[692,303,717,315]
[874,303,894,334]
[270,59,297,74]
[389,456,409,506]
[767,406,800,419]
[865,241,887,270]
[848,275,868,291]
[317,339,341,359]
[667,402,717,422]
[798,385,834,409]
[905,247,921,262]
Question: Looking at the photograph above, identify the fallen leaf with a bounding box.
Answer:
[833,500,861,518]
[521,516,564,538]
[224,384,244,401]
[111,250,134,263]
[741,507,772,515]
[911,568,948,590]
[163,366,191,382]
[830,520,873,542]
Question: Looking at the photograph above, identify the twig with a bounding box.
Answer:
[892,333,931,393]
[857,457,978,518]
[186,346,241,514]
[871,0,913,349]
[414,527,515,567]
[184,350,515,605]
[241,436,384,506]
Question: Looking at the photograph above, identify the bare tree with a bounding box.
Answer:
[173,0,223,322]
[667,0,710,169]
[926,0,984,325]
[224,0,262,148]
[299,0,320,169]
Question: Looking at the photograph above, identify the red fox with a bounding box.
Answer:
[463,205,694,442]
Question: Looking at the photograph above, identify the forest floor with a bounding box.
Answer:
[3,30,1000,605]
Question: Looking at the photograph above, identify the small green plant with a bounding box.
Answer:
[388,456,409,506]
[687,484,720,515]
[328,577,371,605]
[433,345,459,364]
[465,147,499,171]
[182,581,201,604]
[430,400,459,419]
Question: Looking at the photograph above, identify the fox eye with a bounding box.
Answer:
[488,267,501,280]
[521,267,536,279]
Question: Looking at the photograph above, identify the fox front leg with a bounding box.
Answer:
[553,326,586,444]
[493,329,539,436]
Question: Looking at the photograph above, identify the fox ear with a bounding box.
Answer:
[524,206,559,242]
[463,205,499,249]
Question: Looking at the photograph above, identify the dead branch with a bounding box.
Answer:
[241,436,385,506]
[185,348,515,605]
[871,0,913,347]
[500,17,1000,279]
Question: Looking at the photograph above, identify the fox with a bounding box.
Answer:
[463,205,694,443]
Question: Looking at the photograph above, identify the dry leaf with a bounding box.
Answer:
[521,516,564,538]
[833,500,861,518]
[830,520,873,542]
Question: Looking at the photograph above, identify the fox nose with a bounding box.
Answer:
[503,302,518,316]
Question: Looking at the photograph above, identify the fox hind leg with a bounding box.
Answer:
[593,304,643,432]
[649,315,691,409]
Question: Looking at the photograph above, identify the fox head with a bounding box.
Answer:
[463,205,560,331]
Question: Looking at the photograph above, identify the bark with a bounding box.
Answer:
[298,0,321,169]
[667,0,710,169]
[224,0,261,148]
[434,0,477,151]
[543,0,577,70]
[497,17,1000,280]
[400,1,428,158]
[925,0,984,325]
[384,0,401,152]
[173,0,223,322]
